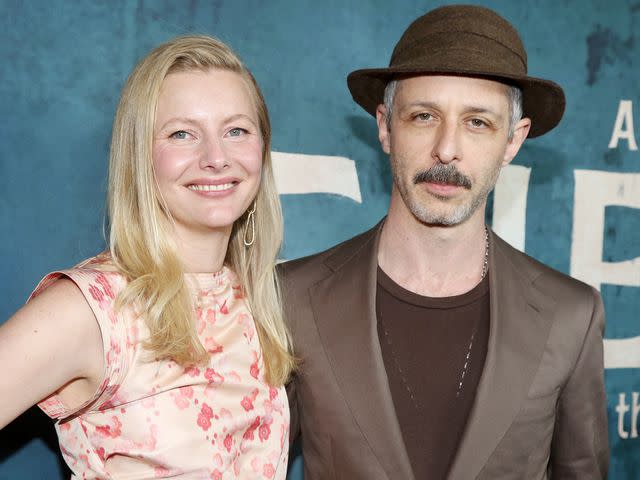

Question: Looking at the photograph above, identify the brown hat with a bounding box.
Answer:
[347,4,565,137]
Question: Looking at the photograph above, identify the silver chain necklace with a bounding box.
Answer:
[456,226,490,398]
[480,226,489,281]
[380,227,491,405]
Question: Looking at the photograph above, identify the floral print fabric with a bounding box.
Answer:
[30,256,289,479]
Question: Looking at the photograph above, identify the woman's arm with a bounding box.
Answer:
[0,278,104,428]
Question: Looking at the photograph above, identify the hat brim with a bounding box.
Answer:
[347,67,565,138]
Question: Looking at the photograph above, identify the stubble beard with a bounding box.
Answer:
[391,156,503,227]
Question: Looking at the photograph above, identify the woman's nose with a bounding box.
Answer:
[199,137,229,170]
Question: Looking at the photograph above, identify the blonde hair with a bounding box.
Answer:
[107,35,294,386]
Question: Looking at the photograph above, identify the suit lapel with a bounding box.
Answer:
[309,223,415,480]
[447,232,555,480]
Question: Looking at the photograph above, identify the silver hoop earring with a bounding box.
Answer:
[243,201,256,246]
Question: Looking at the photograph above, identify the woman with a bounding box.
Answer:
[0,35,295,478]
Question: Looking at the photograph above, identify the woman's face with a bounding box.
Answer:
[152,68,263,239]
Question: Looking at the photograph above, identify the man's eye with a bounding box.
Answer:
[415,113,432,121]
[228,127,247,137]
[470,118,487,128]
[170,130,190,139]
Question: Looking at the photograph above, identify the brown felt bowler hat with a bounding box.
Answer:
[347,4,565,137]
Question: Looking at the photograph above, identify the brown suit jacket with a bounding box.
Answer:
[280,222,609,480]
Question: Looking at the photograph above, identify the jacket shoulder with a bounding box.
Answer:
[493,234,597,301]
[278,224,379,288]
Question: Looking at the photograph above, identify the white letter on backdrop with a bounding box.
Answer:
[272,151,362,203]
[571,170,640,368]
[492,164,531,252]
[608,100,638,151]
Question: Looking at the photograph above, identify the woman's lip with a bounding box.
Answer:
[187,182,237,193]
[186,177,240,186]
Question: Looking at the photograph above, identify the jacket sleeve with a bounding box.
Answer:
[287,372,301,444]
[278,262,302,445]
[550,287,609,479]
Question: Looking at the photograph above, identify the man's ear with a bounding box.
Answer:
[376,104,391,154]
[502,117,531,166]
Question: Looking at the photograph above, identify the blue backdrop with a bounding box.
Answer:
[1,0,638,478]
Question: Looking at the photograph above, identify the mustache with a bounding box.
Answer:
[413,164,472,189]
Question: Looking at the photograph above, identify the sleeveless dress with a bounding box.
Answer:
[30,255,289,479]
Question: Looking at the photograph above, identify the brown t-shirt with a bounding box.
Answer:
[376,267,490,480]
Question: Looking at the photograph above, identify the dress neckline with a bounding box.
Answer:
[184,266,232,295]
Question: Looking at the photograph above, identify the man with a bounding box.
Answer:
[281,5,608,480]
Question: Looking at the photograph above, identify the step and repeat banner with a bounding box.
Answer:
[1,0,638,478]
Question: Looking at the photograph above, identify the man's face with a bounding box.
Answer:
[377,75,529,227]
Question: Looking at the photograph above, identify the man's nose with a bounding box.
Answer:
[431,120,461,164]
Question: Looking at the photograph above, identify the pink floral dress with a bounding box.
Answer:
[30,255,289,479]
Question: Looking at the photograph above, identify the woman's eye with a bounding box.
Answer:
[170,130,190,139]
[228,127,247,137]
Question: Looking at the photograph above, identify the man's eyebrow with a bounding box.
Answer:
[402,101,504,119]
[401,101,439,110]
[462,105,503,118]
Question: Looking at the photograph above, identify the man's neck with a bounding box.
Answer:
[377,207,488,298]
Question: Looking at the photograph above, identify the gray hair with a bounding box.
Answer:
[382,79,523,138]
